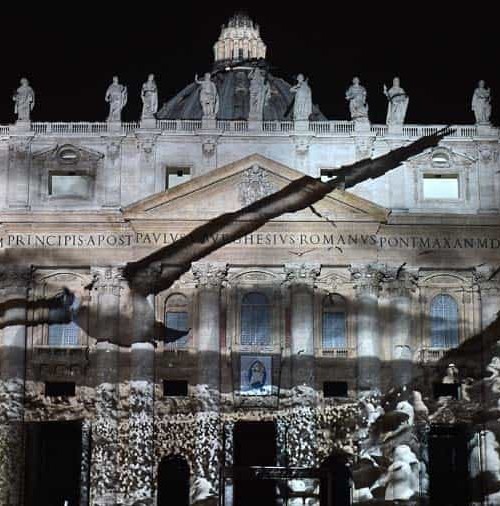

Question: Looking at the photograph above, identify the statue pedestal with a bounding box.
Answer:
[12,121,31,133]
[294,120,309,132]
[140,118,157,129]
[477,123,495,137]
[202,118,217,130]
[354,118,371,134]
[248,120,261,132]
[107,121,123,134]
[388,124,403,136]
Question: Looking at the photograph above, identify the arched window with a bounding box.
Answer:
[322,294,347,349]
[241,293,271,346]
[48,294,80,346]
[165,294,190,348]
[430,294,459,348]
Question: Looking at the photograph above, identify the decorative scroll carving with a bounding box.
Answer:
[238,165,276,206]
[192,262,228,289]
[0,266,31,290]
[91,267,124,297]
[284,263,321,286]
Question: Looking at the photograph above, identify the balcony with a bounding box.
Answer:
[31,345,89,379]
[0,121,495,139]
[418,347,449,363]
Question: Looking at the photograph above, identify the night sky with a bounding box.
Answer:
[1,7,498,125]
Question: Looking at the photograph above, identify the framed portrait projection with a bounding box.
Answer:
[239,355,275,396]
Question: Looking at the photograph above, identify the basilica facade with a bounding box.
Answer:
[1,12,500,506]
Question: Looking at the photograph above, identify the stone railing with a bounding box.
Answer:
[418,347,449,363]
[0,121,496,139]
[320,347,354,359]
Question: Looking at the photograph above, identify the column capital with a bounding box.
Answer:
[192,262,228,289]
[350,263,384,294]
[0,266,31,291]
[90,266,124,296]
[473,264,500,292]
[283,263,321,286]
[381,265,419,296]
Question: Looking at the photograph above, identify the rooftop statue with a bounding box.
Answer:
[13,77,35,121]
[141,74,158,120]
[105,76,128,122]
[472,80,492,125]
[290,74,312,121]
[248,67,269,121]
[195,73,219,119]
[346,77,369,121]
[384,77,409,125]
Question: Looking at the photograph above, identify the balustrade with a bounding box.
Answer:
[0,120,492,139]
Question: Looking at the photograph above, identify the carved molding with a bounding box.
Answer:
[238,165,276,206]
[350,263,385,295]
[0,266,32,290]
[192,262,228,289]
[91,267,124,296]
[293,135,312,155]
[283,263,321,286]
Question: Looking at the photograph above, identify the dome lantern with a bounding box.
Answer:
[213,12,267,66]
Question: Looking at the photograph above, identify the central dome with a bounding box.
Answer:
[157,14,326,122]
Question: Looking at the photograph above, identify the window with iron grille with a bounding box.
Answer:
[430,294,459,348]
[240,292,271,346]
[48,296,80,346]
[322,295,347,349]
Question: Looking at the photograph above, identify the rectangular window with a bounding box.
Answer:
[322,312,347,349]
[45,382,76,397]
[49,174,91,198]
[323,381,348,398]
[166,167,191,190]
[163,380,188,397]
[423,174,459,200]
[165,311,189,347]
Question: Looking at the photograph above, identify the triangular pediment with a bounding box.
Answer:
[123,154,389,223]
[407,146,475,166]
[32,143,104,162]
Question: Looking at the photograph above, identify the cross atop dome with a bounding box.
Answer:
[213,12,267,67]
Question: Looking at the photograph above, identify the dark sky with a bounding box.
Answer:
[1,6,498,125]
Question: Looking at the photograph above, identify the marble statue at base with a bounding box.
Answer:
[384,445,420,501]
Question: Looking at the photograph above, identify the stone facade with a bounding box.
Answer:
[1,13,500,506]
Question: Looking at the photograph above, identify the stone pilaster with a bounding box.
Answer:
[89,267,123,506]
[284,263,320,391]
[473,265,500,328]
[127,341,155,504]
[7,136,33,209]
[192,262,228,390]
[80,419,92,506]
[0,266,31,506]
[350,264,383,392]
[382,266,418,388]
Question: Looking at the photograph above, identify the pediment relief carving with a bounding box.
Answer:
[229,270,279,284]
[420,272,467,286]
[123,154,388,223]
[406,146,475,167]
[32,144,104,163]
